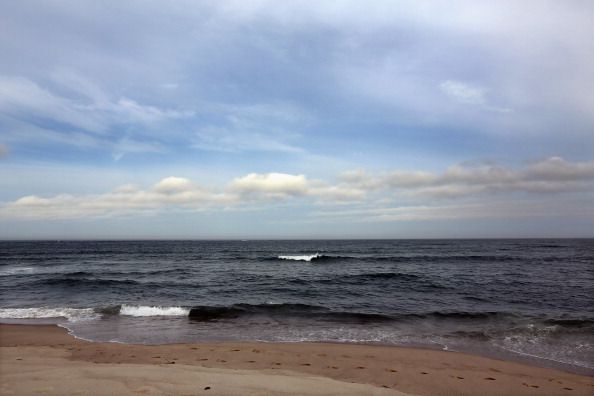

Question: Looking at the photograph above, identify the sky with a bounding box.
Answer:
[0,0,593,239]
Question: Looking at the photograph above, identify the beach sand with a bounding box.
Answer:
[1,324,592,395]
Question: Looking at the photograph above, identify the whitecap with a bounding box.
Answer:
[0,267,35,276]
[0,307,99,322]
[119,305,189,317]
[278,253,320,262]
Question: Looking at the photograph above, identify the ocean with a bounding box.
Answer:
[1,239,592,375]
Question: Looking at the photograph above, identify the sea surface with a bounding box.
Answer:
[1,239,593,375]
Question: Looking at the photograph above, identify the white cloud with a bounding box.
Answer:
[231,173,308,198]
[193,126,302,153]
[0,76,108,132]
[153,176,194,194]
[192,102,307,153]
[0,74,192,135]
[2,177,221,220]
[439,80,485,105]
[1,157,592,221]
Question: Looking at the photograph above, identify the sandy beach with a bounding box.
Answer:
[1,324,592,395]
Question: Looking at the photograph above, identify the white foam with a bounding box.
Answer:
[278,253,320,262]
[0,307,99,322]
[119,305,189,317]
[0,267,35,276]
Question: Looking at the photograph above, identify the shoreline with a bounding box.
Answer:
[1,324,592,395]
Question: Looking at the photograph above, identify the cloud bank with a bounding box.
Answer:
[3,157,592,221]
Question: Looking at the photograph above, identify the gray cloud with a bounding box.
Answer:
[343,157,594,198]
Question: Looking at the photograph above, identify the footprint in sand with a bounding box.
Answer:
[484,377,496,381]
[530,385,539,388]
[331,366,339,369]
[456,376,464,380]
[300,363,311,366]
[563,387,573,391]
[190,347,198,350]
[420,372,428,375]
[385,369,397,372]
[246,360,256,363]
[356,366,366,369]
[273,362,281,365]
[231,349,240,352]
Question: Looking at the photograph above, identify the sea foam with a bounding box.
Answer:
[278,253,320,262]
[0,307,99,322]
[119,305,189,317]
[0,267,35,276]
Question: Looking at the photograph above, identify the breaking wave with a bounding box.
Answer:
[119,305,190,317]
[0,307,99,322]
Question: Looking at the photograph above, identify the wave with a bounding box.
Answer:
[0,307,99,322]
[344,272,422,281]
[58,268,193,277]
[273,253,522,263]
[30,277,140,287]
[0,267,35,276]
[188,303,393,323]
[119,305,190,317]
[4,303,592,333]
[543,318,594,328]
[276,253,356,262]
[419,311,514,320]
[277,253,321,262]
[304,272,449,291]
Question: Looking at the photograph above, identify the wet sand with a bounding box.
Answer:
[1,324,592,395]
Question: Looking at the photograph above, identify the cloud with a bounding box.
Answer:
[311,199,594,223]
[231,173,308,198]
[1,157,593,221]
[526,156,594,181]
[153,176,194,194]
[193,126,302,153]
[341,157,594,198]
[192,102,308,153]
[0,75,193,157]
[0,76,108,133]
[2,177,222,220]
[440,80,485,105]
[439,80,513,113]
[0,143,8,157]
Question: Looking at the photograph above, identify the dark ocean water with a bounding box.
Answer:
[1,239,593,374]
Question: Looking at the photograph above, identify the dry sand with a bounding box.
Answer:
[1,324,592,395]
